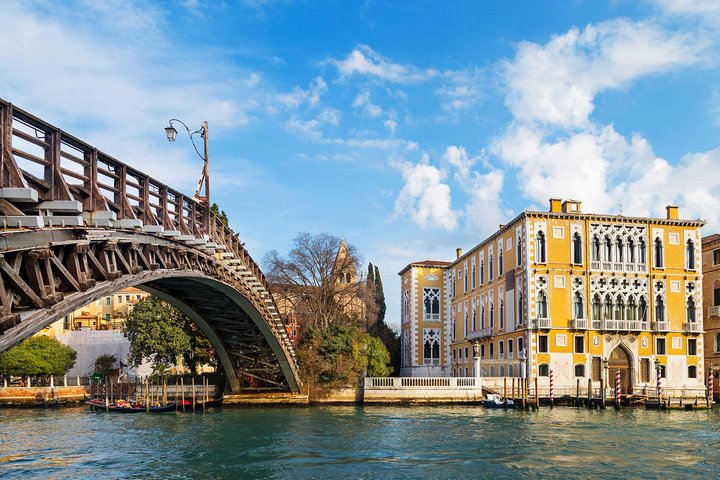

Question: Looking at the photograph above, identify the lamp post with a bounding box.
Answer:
[602,358,609,406]
[165,119,210,231]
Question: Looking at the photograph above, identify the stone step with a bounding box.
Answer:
[43,216,84,227]
[142,225,164,234]
[114,219,143,229]
[37,200,83,214]
[0,188,38,203]
[82,211,117,228]
[0,215,44,228]
[161,230,181,237]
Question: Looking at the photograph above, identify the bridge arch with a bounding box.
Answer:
[0,229,300,393]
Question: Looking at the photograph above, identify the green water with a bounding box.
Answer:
[1,405,719,479]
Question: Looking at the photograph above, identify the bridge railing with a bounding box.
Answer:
[0,98,294,358]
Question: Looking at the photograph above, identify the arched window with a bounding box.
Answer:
[592,294,601,320]
[480,260,485,284]
[464,312,468,336]
[489,254,494,280]
[654,237,664,268]
[472,262,476,289]
[615,296,625,321]
[481,304,485,329]
[628,238,636,263]
[573,233,583,264]
[508,339,514,354]
[655,295,665,322]
[499,341,504,355]
[603,294,613,320]
[715,332,720,353]
[490,302,495,327]
[499,300,505,329]
[489,342,494,358]
[615,237,624,263]
[687,296,696,323]
[517,236,522,266]
[639,238,647,265]
[591,236,601,262]
[536,231,547,263]
[687,239,695,270]
[627,297,636,321]
[639,296,647,321]
[518,336,524,355]
[573,292,584,319]
[688,365,697,379]
[499,249,504,275]
[517,293,523,325]
[472,306,477,331]
[604,236,613,262]
[537,291,548,318]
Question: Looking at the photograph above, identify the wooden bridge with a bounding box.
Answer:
[0,98,300,393]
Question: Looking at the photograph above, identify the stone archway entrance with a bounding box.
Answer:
[609,346,633,394]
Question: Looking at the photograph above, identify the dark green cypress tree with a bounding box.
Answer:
[367,262,375,287]
[374,265,386,323]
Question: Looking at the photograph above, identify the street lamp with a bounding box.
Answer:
[164,118,210,208]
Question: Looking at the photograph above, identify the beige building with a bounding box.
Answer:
[398,260,450,376]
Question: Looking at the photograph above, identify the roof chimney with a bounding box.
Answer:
[456,247,463,259]
[549,198,562,213]
[562,199,582,213]
[666,205,679,220]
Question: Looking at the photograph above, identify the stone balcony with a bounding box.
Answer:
[652,321,670,332]
[530,317,551,330]
[683,322,702,334]
[466,327,493,341]
[570,318,588,330]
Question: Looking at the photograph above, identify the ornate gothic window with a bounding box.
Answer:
[573,292,584,319]
[489,254,494,280]
[655,295,665,322]
[537,291,548,318]
[573,233,583,264]
[686,239,696,270]
[592,294,601,320]
[490,302,495,327]
[536,231,547,263]
[481,304,485,329]
[686,296,696,323]
[654,237,664,268]
[627,297,636,321]
[628,238,636,263]
[499,249,504,275]
[639,238,647,265]
[423,288,441,321]
[603,294,613,320]
[423,329,441,365]
[480,260,485,284]
[517,236,522,266]
[471,261,476,289]
[639,296,647,321]
[615,296,625,321]
[592,235,601,262]
[604,236,613,262]
[615,237,624,263]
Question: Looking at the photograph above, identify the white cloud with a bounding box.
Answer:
[384,119,398,136]
[0,1,258,191]
[653,0,720,25]
[503,19,702,128]
[352,91,383,117]
[442,146,479,184]
[392,153,460,231]
[273,76,328,109]
[330,45,435,83]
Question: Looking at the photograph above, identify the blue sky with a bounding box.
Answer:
[1,0,720,328]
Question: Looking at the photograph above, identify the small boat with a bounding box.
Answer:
[85,397,176,413]
[482,394,515,409]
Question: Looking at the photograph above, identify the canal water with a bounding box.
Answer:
[2,405,720,479]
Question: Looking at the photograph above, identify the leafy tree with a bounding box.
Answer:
[93,354,116,374]
[297,322,391,393]
[211,203,233,233]
[0,336,77,376]
[373,265,386,323]
[123,296,216,373]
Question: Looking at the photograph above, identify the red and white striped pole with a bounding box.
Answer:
[615,370,621,408]
[549,369,554,406]
[708,369,714,404]
[656,365,662,399]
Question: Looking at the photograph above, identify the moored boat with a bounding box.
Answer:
[482,394,515,409]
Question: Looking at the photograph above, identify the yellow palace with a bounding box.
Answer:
[399,198,706,396]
